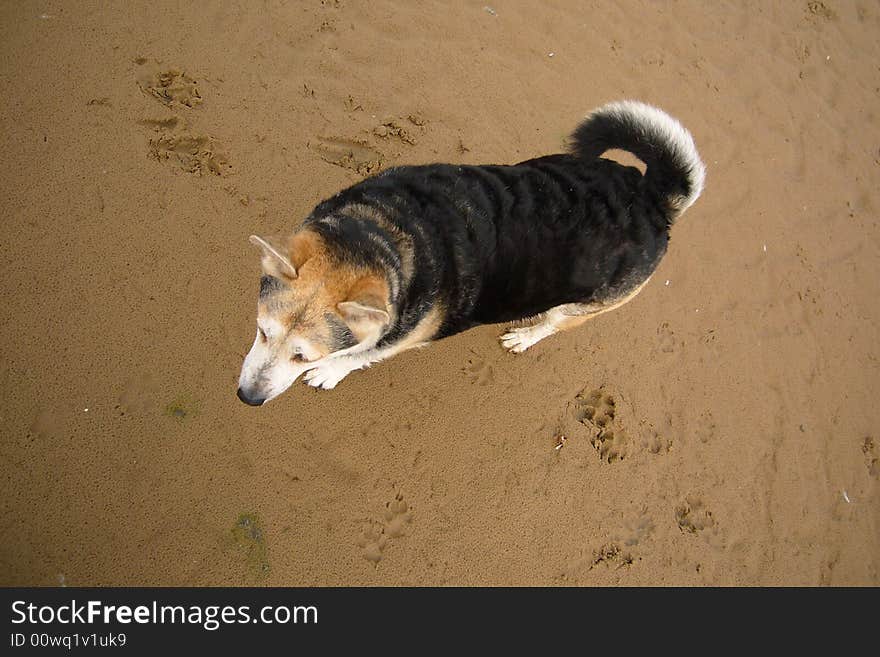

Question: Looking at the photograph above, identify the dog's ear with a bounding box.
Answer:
[337,274,390,343]
[249,235,297,280]
[249,231,322,280]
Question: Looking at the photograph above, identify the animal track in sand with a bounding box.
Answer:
[805,1,836,22]
[591,426,629,464]
[138,69,202,108]
[795,40,811,64]
[622,514,655,547]
[575,388,630,463]
[357,492,412,563]
[343,94,363,111]
[462,356,495,386]
[136,65,232,176]
[149,133,231,176]
[863,437,878,478]
[646,427,673,454]
[311,136,385,176]
[372,114,427,146]
[639,410,674,455]
[590,543,636,570]
[357,523,386,564]
[675,497,715,534]
[139,116,182,131]
[696,410,716,444]
[383,493,412,538]
[576,388,615,428]
[797,287,822,316]
[657,321,676,353]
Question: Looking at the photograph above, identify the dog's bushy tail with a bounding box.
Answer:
[570,100,706,223]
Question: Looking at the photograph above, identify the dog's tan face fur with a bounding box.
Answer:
[237,230,391,405]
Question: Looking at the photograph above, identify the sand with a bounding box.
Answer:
[1,0,878,586]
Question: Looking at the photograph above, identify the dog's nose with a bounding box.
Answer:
[237,387,266,406]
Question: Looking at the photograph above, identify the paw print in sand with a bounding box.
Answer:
[863,437,878,478]
[575,388,630,463]
[357,492,412,564]
[675,497,715,534]
[576,388,616,429]
[138,69,202,108]
[357,523,387,564]
[383,493,412,538]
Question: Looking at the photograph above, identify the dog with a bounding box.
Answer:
[237,100,705,405]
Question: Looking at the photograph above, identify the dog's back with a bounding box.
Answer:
[304,101,705,338]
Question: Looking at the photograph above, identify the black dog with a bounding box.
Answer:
[238,100,705,403]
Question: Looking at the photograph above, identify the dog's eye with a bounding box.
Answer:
[258,327,267,343]
[291,353,306,363]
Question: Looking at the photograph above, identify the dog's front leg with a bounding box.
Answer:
[303,352,376,390]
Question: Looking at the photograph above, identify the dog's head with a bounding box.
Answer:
[237,230,390,405]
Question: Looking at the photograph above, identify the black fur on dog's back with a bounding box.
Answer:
[303,102,704,346]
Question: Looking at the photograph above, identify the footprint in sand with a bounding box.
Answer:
[575,387,631,463]
[576,388,616,429]
[383,493,411,538]
[645,427,673,454]
[805,1,836,22]
[552,385,641,464]
[136,66,231,176]
[592,428,629,464]
[138,69,203,108]
[372,114,427,146]
[357,523,387,564]
[311,136,385,176]
[621,513,655,547]
[638,410,674,454]
[657,321,676,353]
[862,436,878,478]
[357,492,412,564]
[558,541,637,582]
[149,133,231,176]
[590,543,636,570]
[675,497,715,534]
[139,116,182,131]
[462,356,495,386]
[695,410,716,444]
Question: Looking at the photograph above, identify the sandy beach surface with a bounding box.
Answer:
[1,0,878,586]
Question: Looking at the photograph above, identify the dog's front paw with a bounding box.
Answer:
[303,360,356,390]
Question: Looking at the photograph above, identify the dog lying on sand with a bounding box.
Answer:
[237,100,705,405]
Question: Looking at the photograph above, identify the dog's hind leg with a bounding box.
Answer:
[500,278,652,353]
[500,304,595,353]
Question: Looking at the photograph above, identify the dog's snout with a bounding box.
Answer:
[237,387,266,406]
